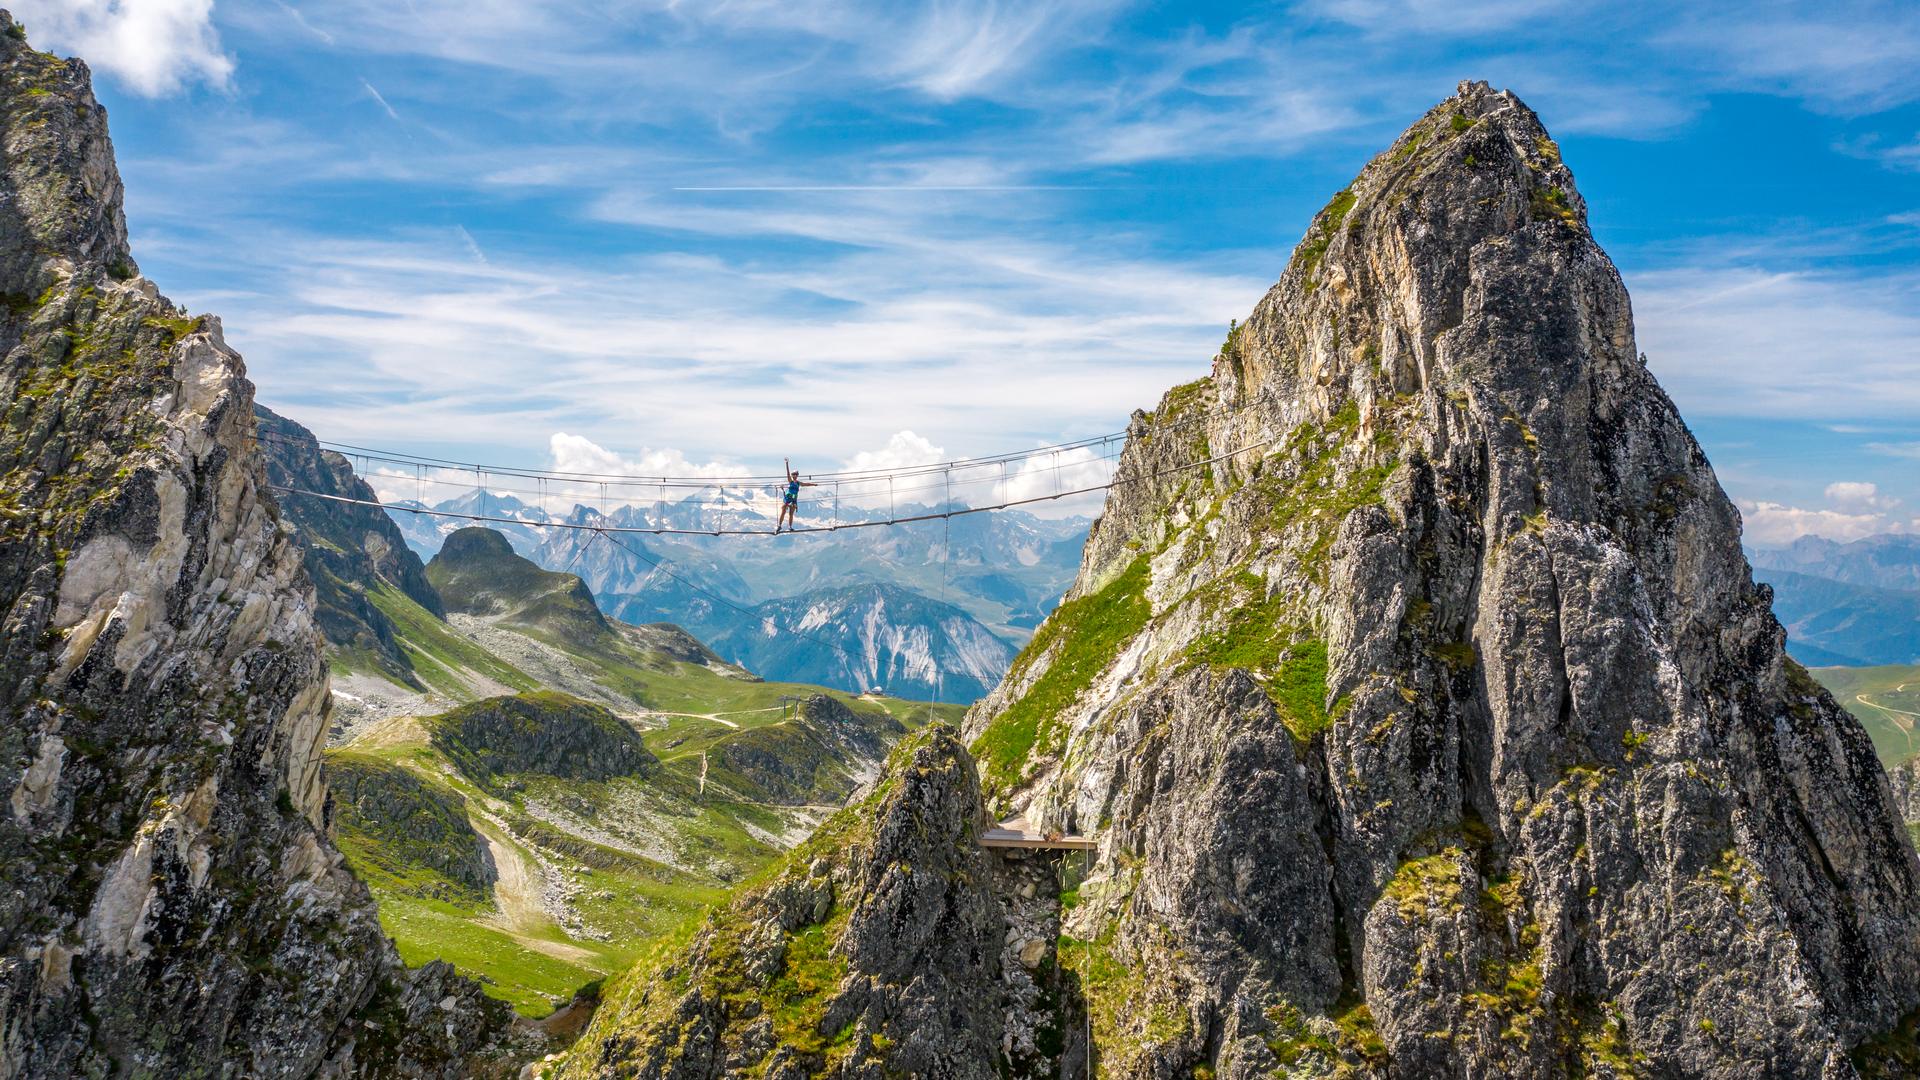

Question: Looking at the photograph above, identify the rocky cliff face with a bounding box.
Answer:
[0,17,503,1076]
[554,725,1010,1079]
[256,404,447,687]
[955,81,1920,1078]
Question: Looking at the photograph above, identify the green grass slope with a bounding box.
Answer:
[351,579,541,696]
[1811,664,1920,765]
[328,686,963,1017]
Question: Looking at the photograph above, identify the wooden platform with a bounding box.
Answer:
[979,817,1096,851]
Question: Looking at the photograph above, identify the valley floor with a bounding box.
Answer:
[324,599,958,1015]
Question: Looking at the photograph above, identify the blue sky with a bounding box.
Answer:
[18,0,1920,542]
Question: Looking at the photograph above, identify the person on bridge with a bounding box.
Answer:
[776,459,816,533]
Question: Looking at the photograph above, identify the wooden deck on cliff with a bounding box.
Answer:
[979,817,1096,851]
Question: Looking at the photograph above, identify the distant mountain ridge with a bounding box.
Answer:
[1752,533,1920,592]
[1750,534,1920,667]
[382,485,1088,698]
[391,487,1086,631]
[708,581,1017,704]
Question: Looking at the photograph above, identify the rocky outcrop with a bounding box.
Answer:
[710,694,905,805]
[329,756,495,896]
[428,691,656,790]
[554,725,1008,1078]
[0,16,504,1075]
[429,526,612,649]
[256,404,446,687]
[959,81,1920,1078]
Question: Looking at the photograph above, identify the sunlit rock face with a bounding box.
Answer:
[0,14,502,1076]
[953,80,1920,1078]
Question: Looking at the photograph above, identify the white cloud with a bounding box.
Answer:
[839,431,946,474]
[1867,441,1920,459]
[888,1,1114,100]
[14,0,234,96]
[203,205,1262,473]
[1633,266,1920,420]
[1001,445,1114,502]
[549,432,741,481]
[1824,480,1898,512]
[1663,3,1920,114]
[1738,499,1907,545]
[359,78,401,123]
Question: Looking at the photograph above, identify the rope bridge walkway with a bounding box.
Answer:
[268,438,1268,537]
[263,391,1276,694]
[262,390,1278,538]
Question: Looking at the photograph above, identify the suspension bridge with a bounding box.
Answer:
[261,392,1277,698]
[260,390,1276,538]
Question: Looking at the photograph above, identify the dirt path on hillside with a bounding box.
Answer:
[473,822,602,966]
[1857,680,1920,720]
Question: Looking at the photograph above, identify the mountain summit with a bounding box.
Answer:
[560,81,1920,1078]
[0,16,502,1075]
[956,79,1920,1076]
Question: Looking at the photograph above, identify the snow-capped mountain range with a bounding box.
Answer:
[386,487,1090,701]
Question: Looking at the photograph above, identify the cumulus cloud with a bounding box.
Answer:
[1824,480,1899,512]
[838,431,946,474]
[999,445,1115,502]
[14,0,234,96]
[1738,499,1904,545]
[549,432,741,482]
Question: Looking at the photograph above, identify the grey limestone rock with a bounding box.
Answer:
[962,80,1920,1079]
[555,725,1007,1079]
[0,13,504,1077]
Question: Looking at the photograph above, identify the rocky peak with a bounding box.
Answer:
[0,18,503,1075]
[556,724,1008,1078]
[439,522,519,563]
[961,81,1920,1077]
[428,525,612,645]
[0,11,131,283]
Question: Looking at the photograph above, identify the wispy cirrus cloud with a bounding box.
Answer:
[47,0,1920,549]
[1632,266,1920,421]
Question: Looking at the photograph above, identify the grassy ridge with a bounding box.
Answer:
[970,556,1152,795]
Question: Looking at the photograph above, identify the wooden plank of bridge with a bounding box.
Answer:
[979,816,1096,851]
